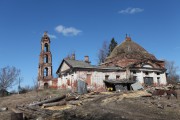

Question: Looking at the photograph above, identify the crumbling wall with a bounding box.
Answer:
[134,71,167,86]
[57,68,167,91]
[38,80,53,89]
[57,72,77,90]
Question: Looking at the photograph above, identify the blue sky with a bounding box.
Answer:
[0,0,180,90]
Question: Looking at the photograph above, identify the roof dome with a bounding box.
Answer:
[107,37,156,60]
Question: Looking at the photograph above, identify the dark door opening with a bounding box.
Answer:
[44,83,49,89]
[144,77,153,86]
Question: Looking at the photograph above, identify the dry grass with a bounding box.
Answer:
[0,89,180,120]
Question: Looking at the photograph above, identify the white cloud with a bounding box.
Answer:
[118,7,144,14]
[48,34,57,39]
[55,25,82,36]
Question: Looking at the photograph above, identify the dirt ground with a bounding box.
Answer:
[0,89,180,120]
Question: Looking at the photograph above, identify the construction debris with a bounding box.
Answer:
[131,81,144,90]
[16,105,53,119]
[0,107,8,112]
[42,100,66,108]
[65,95,79,101]
[13,93,81,119]
[11,108,23,120]
[29,94,66,106]
[3,87,178,120]
[149,86,178,99]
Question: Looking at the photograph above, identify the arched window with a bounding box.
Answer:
[44,68,48,77]
[44,55,48,63]
[44,43,49,52]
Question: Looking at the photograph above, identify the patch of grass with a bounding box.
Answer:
[37,89,71,97]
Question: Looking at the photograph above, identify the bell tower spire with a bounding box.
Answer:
[38,31,53,89]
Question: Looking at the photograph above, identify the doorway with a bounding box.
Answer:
[44,83,49,89]
[144,77,153,86]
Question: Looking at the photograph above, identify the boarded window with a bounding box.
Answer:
[144,77,153,86]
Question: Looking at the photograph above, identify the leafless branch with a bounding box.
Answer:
[0,66,20,90]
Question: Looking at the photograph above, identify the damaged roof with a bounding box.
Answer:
[107,37,156,60]
[101,36,166,69]
[56,58,123,74]
[56,59,96,74]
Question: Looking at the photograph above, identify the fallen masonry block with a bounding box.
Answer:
[0,107,8,112]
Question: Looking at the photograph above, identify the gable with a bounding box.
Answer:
[60,61,70,72]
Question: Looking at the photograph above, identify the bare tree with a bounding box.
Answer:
[165,60,179,84]
[98,41,109,65]
[0,66,20,94]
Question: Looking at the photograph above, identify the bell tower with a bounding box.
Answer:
[38,32,53,88]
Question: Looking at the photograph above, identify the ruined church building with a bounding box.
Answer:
[38,32,167,91]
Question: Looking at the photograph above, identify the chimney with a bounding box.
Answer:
[71,53,75,60]
[84,56,90,63]
[125,34,131,41]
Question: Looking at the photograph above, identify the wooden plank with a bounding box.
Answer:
[29,94,66,106]
[65,96,79,101]
[43,100,66,108]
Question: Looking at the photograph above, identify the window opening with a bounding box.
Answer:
[44,55,48,63]
[105,75,109,80]
[116,75,120,80]
[44,43,49,52]
[44,68,48,77]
